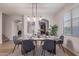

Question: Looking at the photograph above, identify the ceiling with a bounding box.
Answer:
[0,3,66,16]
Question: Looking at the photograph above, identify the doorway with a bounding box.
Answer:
[14,20,23,37]
[40,22,46,34]
[39,19,49,35]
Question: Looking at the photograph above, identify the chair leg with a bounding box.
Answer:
[23,53,26,56]
[21,47,26,56]
[50,53,54,56]
[17,44,19,48]
[61,44,65,53]
[43,50,45,56]
[12,44,16,53]
[58,44,61,48]
[41,49,43,56]
[52,50,56,56]
[41,49,45,56]
[33,49,35,56]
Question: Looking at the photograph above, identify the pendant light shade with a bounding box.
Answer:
[33,16,36,22]
[39,16,42,21]
[27,16,30,21]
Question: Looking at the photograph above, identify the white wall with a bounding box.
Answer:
[54,3,79,55]
[2,14,23,40]
[2,14,12,40]
[0,12,2,44]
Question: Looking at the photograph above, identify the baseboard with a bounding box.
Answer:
[63,46,76,56]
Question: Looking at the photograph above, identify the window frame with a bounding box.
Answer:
[63,5,79,37]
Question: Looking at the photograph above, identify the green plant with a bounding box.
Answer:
[49,24,58,36]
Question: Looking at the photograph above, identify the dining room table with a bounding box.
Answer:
[17,36,62,55]
[17,36,61,46]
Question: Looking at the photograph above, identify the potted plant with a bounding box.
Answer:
[49,24,58,36]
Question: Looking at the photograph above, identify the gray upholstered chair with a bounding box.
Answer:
[21,40,35,56]
[42,40,56,56]
[12,36,22,53]
[56,35,65,52]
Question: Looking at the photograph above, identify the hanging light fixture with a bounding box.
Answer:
[32,3,34,22]
[27,3,42,22]
[27,16,30,21]
[39,16,42,21]
[27,3,33,22]
[36,3,37,19]
[33,3,37,22]
[31,3,36,22]
[33,16,36,21]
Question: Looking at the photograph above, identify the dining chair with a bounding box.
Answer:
[21,40,35,56]
[56,35,65,52]
[12,36,22,53]
[41,40,56,56]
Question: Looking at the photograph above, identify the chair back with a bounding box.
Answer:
[22,40,34,50]
[13,36,17,44]
[42,40,56,54]
[43,40,56,50]
[59,35,64,41]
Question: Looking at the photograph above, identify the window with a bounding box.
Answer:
[72,17,79,36]
[64,5,79,37]
[72,6,79,36]
[64,12,72,35]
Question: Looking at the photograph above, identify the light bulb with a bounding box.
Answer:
[39,16,42,21]
[33,16,36,22]
[27,16,30,21]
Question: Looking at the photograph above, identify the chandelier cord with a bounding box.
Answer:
[32,3,34,17]
[36,3,37,17]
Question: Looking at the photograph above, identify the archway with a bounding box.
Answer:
[39,19,49,35]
